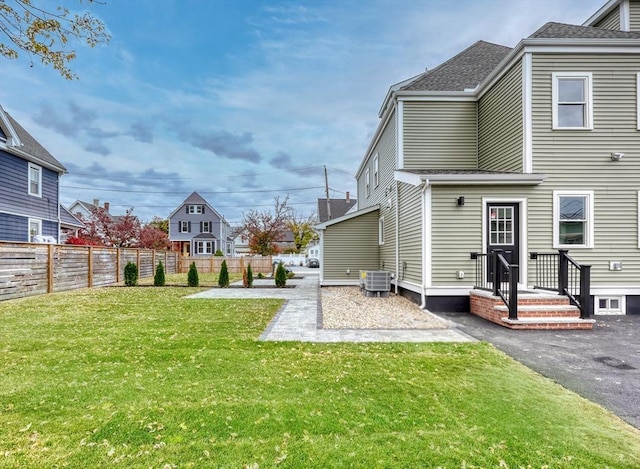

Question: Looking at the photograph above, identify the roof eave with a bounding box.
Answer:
[315,205,380,230]
[395,170,547,186]
[583,0,622,27]
[4,145,67,174]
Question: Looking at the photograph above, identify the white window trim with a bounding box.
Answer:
[553,190,594,249]
[551,72,593,130]
[202,221,211,233]
[195,240,213,254]
[188,204,203,214]
[28,163,42,197]
[594,295,625,315]
[365,168,370,198]
[373,154,379,188]
[28,218,42,242]
[379,217,384,245]
[180,221,189,233]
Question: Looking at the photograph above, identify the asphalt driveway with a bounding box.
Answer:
[440,312,640,429]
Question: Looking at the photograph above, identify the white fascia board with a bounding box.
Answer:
[0,105,22,147]
[430,173,546,185]
[314,205,380,230]
[6,146,66,174]
[355,106,396,179]
[395,91,476,101]
[582,0,622,26]
[394,170,425,187]
[477,39,639,100]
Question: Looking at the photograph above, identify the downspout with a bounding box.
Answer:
[419,180,429,309]
[395,180,399,294]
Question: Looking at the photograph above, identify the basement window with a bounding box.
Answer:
[595,296,624,315]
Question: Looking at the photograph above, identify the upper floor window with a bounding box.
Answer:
[187,204,204,214]
[553,190,593,248]
[365,168,370,198]
[201,221,211,233]
[552,73,593,130]
[373,154,379,188]
[28,163,42,197]
[179,221,190,233]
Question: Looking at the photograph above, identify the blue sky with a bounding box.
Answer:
[0,0,604,225]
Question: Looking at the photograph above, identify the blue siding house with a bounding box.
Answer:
[168,191,233,256]
[0,104,67,242]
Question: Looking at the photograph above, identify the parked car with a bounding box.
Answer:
[307,258,320,268]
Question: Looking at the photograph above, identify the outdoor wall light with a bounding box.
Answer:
[457,196,465,206]
[611,152,625,161]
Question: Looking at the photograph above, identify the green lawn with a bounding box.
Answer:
[1,287,639,468]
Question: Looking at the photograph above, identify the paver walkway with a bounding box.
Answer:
[187,272,474,343]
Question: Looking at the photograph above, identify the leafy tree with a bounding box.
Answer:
[154,261,165,286]
[218,260,229,288]
[240,196,292,256]
[138,223,170,250]
[287,213,318,253]
[0,0,111,80]
[148,216,169,234]
[187,262,199,287]
[109,209,140,247]
[124,261,137,286]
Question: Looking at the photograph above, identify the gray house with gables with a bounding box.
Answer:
[0,104,67,243]
[317,0,640,328]
[168,191,233,256]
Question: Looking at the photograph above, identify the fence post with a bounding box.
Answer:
[509,264,519,320]
[492,249,502,296]
[47,244,54,293]
[580,265,592,318]
[116,248,120,283]
[88,246,93,288]
[558,249,569,295]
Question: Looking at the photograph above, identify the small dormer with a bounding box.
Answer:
[583,0,640,32]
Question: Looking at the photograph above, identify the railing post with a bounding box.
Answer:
[509,264,519,320]
[580,265,592,318]
[558,249,569,295]
[492,249,502,296]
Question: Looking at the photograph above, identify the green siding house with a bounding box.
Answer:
[318,0,640,321]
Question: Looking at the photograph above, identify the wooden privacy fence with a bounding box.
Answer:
[0,242,178,301]
[179,256,273,274]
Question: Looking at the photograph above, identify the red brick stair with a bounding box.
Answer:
[470,289,595,330]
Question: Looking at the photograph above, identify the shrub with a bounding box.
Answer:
[188,262,199,287]
[287,271,295,280]
[154,261,166,286]
[275,262,287,288]
[246,263,253,288]
[257,272,264,279]
[218,260,230,288]
[214,249,224,257]
[124,261,138,286]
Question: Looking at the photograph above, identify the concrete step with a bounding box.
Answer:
[501,316,595,330]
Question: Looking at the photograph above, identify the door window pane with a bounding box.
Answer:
[490,207,514,245]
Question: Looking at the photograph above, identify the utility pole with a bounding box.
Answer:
[324,165,332,220]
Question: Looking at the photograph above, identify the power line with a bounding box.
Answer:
[61,185,326,194]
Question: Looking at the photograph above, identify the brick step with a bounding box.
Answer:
[495,304,581,318]
[500,316,595,330]
[515,294,571,306]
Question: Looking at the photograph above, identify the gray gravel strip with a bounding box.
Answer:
[186,272,474,343]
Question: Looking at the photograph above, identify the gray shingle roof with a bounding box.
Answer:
[400,41,512,92]
[529,22,640,39]
[1,111,67,172]
[317,197,357,223]
[60,204,85,228]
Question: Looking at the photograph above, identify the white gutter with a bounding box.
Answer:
[394,180,399,294]
[419,180,430,309]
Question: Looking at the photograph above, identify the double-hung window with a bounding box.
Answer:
[188,204,204,214]
[28,163,42,197]
[365,168,370,198]
[28,218,41,241]
[179,221,190,233]
[552,73,593,130]
[201,221,211,233]
[553,190,594,248]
